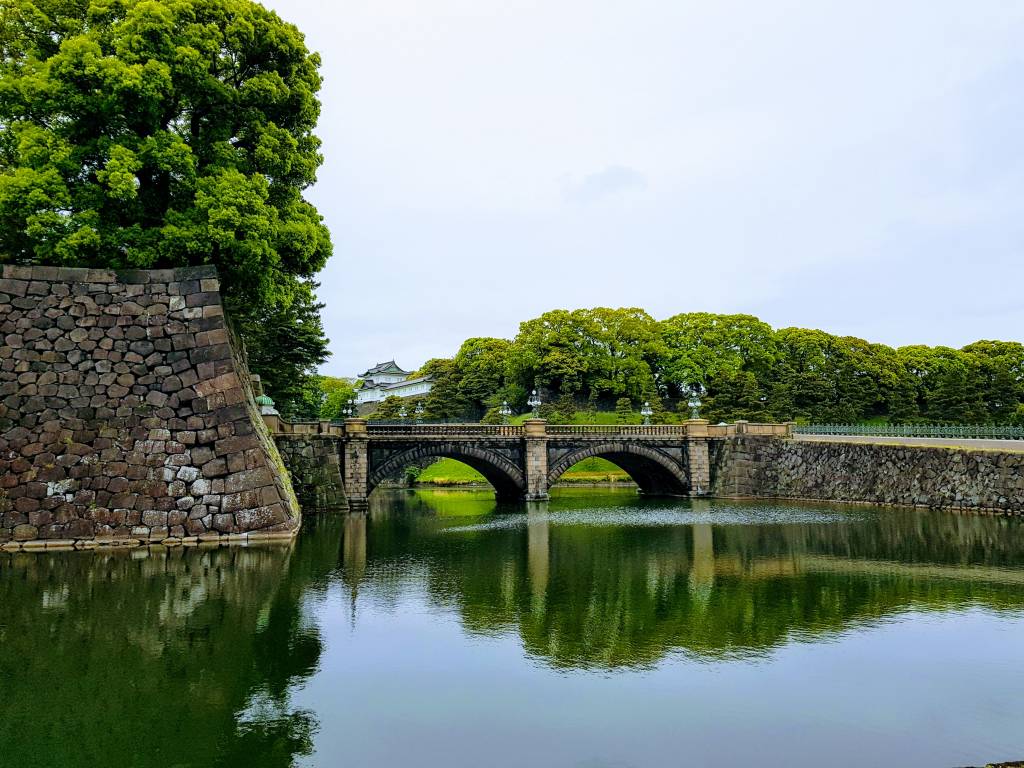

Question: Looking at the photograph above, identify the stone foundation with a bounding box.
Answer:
[712,437,1024,514]
[0,264,301,551]
[273,435,345,511]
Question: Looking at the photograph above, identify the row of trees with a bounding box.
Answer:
[374,309,1023,425]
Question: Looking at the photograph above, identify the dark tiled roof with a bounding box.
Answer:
[359,360,411,377]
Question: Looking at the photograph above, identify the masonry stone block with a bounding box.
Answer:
[710,436,1024,514]
[0,264,301,550]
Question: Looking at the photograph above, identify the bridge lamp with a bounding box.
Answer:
[399,406,408,421]
[688,391,702,420]
[414,402,425,423]
[255,393,278,416]
[499,400,512,425]
[528,389,542,418]
[640,401,653,425]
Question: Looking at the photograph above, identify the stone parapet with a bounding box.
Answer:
[0,264,301,550]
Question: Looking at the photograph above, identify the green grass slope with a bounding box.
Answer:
[415,457,632,486]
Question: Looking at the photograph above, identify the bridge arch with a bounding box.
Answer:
[368,443,527,501]
[547,442,690,496]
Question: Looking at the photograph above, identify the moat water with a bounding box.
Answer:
[2,487,1024,767]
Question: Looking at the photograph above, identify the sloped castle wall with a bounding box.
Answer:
[0,264,300,549]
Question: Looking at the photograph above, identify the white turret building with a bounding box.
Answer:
[354,361,434,404]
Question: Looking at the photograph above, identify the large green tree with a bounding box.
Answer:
[961,340,1024,422]
[660,313,776,420]
[510,308,660,406]
[0,0,332,412]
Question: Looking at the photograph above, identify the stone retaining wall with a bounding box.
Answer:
[274,436,345,511]
[712,437,1024,514]
[0,264,301,550]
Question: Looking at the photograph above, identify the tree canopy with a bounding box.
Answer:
[412,306,1024,425]
[0,0,332,413]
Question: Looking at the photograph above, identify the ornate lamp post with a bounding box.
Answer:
[255,393,278,416]
[640,401,653,425]
[688,388,703,420]
[527,389,542,418]
[398,406,408,422]
[414,402,425,424]
[499,400,512,425]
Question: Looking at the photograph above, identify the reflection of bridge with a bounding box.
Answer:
[268,417,792,511]
[339,508,1024,613]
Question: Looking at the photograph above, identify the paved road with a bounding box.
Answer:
[796,434,1024,452]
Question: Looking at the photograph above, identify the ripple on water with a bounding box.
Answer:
[443,502,872,532]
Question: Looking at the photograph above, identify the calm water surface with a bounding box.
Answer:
[3,487,1024,767]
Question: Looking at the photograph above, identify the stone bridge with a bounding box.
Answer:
[268,417,793,511]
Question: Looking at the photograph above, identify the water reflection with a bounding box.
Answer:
[2,490,1024,767]
[351,489,1024,667]
[0,533,341,768]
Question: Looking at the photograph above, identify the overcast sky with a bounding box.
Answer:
[260,0,1024,377]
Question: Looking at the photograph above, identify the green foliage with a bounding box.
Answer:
[509,308,661,405]
[646,396,675,424]
[0,0,332,414]
[614,397,633,424]
[402,465,422,485]
[548,394,577,424]
[239,282,327,420]
[419,307,1024,426]
[317,375,357,421]
[418,339,512,421]
[414,457,629,485]
[479,406,504,425]
[367,395,417,421]
[660,313,775,394]
[1012,404,1024,427]
[414,459,487,485]
[418,358,461,420]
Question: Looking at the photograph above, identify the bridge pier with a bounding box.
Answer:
[524,418,550,501]
[343,418,370,512]
[685,419,711,496]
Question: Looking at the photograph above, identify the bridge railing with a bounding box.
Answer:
[794,423,1024,440]
[545,424,690,436]
[365,424,525,437]
[268,417,795,439]
[267,418,345,437]
[737,422,794,436]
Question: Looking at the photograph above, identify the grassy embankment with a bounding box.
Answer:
[415,457,631,486]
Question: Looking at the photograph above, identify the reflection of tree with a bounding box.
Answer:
[0,521,345,768]
[359,493,1024,669]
